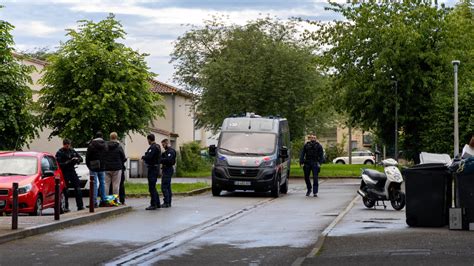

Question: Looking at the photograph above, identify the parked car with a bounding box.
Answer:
[74,148,90,191]
[332,150,375,165]
[0,151,67,216]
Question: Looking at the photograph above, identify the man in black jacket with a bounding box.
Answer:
[142,133,161,210]
[56,139,84,211]
[103,132,126,197]
[86,131,107,207]
[300,134,325,197]
[160,139,176,208]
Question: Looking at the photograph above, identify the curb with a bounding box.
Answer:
[292,194,360,266]
[126,186,211,198]
[0,205,132,245]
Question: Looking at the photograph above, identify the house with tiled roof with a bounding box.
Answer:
[16,54,205,177]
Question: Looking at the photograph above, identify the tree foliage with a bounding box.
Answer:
[39,14,163,146]
[0,11,38,150]
[310,1,473,161]
[171,17,332,140]
[419,0,474,153]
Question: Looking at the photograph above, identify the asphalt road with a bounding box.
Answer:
[0,178,359,266]
[303,195,474,266]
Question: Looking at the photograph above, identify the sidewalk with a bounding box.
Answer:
[0,204,131,245]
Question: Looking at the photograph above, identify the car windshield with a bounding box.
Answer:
[219,132,276,156]
[0,156,38,176]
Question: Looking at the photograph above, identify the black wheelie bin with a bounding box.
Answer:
[454,159,474,224]
[403,163,452,227]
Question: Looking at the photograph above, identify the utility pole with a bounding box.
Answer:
[452,60,460,158]
[348,124,352,164]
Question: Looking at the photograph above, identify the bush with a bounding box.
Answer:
[325,143,346,163]
[176,141,211,174]
[291,139,305,160]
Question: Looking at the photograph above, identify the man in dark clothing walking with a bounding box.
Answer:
[300,134,325,197]
[160,139,176,208]
[56,139,84,211]
[142,133,161,210]
[86,131,107,207]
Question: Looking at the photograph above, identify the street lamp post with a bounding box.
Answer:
[452,60,460,158]
[394,80,398,161]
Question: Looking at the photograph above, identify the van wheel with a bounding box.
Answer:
[212,184,221,197]
[364,160,374,165]
[271,177,280,198]
[336,160,345,164]
[280,178,288,194]
[30,196,43,216]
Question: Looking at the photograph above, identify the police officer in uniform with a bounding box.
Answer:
[142,134,162,210]
[300,134,325,197]
[160,139,176,208]
[56,139,84,211]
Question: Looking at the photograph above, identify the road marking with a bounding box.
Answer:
[104,196,281,265]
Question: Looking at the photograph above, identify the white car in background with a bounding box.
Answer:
[74,148,90,191]
[333,150,375,165]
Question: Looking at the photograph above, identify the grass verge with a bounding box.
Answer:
[291,163,383,177]
[125,182,209,194]
[173,163,383,178]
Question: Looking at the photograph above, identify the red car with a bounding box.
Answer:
[0,151,67,216]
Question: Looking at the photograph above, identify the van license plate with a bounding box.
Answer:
[234,181,251,186]
[0,200,5,208]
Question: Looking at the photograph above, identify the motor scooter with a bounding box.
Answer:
[357,158,406,210]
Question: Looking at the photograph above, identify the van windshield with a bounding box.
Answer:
[219,132,276,156]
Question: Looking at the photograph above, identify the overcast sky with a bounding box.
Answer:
[0,0,459,85]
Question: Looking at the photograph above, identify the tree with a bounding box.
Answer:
[0,9,38,150]
[171,17,331,139]
[310,1,455,161]
[39,14,163,146]
[419,0,474,154]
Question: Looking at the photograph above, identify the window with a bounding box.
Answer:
[47,156,58,170]
[0,156,37,176]
[219,132,276,155]
[363,134,373,146]
[41,157,51,173]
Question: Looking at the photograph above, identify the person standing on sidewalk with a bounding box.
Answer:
[300,134,325,197]
[160,139,176,208]
[142,133,162,210]
[103,132,126,197]
[55,139,84,211]
[86,131,107,207]
[461,134,474,159]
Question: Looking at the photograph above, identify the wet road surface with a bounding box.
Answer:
[0,179,359,265]
[303,195,474,265]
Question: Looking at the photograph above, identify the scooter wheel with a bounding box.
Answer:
[391,191,406,211]
[362,197,375,208]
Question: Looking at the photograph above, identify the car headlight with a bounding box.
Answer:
[261,160,275,168]
[18,184,32,194]
[215,155,228,166]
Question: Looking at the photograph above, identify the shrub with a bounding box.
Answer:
[177,141,211,173]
